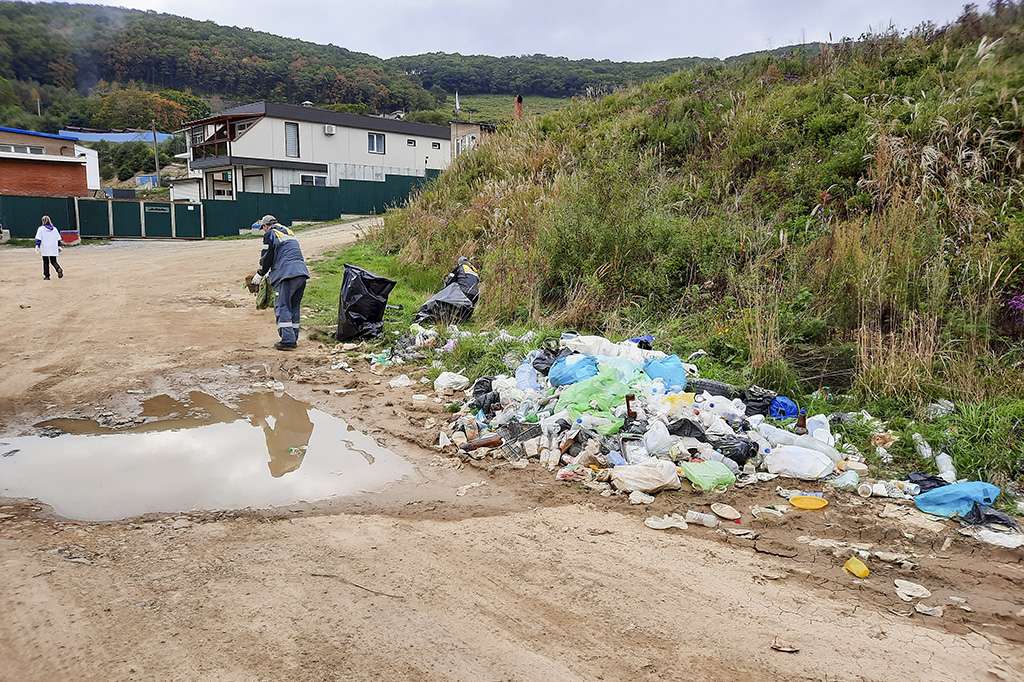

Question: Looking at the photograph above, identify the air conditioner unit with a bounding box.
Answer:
[324,124,336,136]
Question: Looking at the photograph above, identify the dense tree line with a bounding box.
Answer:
[0,1,437,113]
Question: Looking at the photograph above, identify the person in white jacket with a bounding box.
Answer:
[34,215,64,280]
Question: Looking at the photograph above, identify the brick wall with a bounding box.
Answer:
[0,159,89,197]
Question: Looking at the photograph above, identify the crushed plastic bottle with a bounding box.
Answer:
[935,452,957,483]
[912,433,933,462]
[684,510,720,528]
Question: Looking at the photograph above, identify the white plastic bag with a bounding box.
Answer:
[764,445,835,480]
[757,423,843,464]
[434,371,470,393]
[610,458,682,493]
[643,420,676,456]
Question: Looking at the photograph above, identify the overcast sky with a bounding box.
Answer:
[64,0,968,61]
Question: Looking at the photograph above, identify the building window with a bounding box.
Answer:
[368,132,385,154]
[0,144,45,155]
[431,141,441,149]
[300,175,327,186]
[189,126,206,146]
[407,139,416,147]
[285,122,300,158]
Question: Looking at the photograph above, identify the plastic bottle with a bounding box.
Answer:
[576,414,613,430]
[935,452,957,483]
[685,510,720,528]
[857,482,873,498]
[912,433,933,462]
[700,448,740,474]
[756,422,843,464]
[459,414,480,441]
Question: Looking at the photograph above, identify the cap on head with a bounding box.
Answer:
[260,215,278,227]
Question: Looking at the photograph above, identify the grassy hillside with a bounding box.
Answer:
[409,93,571,125]
[378,3,1024,411]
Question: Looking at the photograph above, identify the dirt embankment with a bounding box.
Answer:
[1,223,1021,681]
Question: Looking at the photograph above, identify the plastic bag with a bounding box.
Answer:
[678,460,736,492]
[914,481,1000,518]
[610,458,682,493]
[642,355,688,392]
[414,283,475,324]
[335,264,397,341]
[555,368,629,434]
[562,334,665,365]
[769,396,800,419]
[764,445,835,480]
[549,354,599,386]
[515,351,543,392]
[643,420,676,456]
[741,385,776,417]
[434,372,470,393]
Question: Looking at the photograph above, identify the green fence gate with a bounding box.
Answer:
[174,203,203,238]
[77,199,110,237]
[142,202,172,237]
[0,195,76,238]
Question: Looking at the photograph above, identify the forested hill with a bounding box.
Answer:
[385,44,824,98]
[0,1,435,112]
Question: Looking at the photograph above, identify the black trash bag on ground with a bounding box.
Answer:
[469,377,501,414]
[687,378,741,400]
[742,385,777,417]
[667,417,708,439]
[414,283,475,324]
[908,472,950,493]
[336,264,397,341]
[963,502,1020,529]
[532,347,572,376]
[446,258,481,304]
[706,434,757,466]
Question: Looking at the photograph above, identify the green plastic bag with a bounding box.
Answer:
[556,367,639,435]
[678,460,736,492]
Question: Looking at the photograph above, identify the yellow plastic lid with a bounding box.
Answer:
[790,495,829,510]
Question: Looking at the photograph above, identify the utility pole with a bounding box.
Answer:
[150,120,161,188]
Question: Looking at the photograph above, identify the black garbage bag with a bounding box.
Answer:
[468,377,501,414]
[666,416,756,465]
[336,264,397,341]
[447,259,481,304]
[414,283,475,324]
[742,385,777,417]
[963,502,1020,529]
[908,472,950,493]
[532,347,572,376]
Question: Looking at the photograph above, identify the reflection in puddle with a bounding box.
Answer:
[0,392,412,521]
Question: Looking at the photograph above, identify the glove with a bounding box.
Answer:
[251,273,263,287]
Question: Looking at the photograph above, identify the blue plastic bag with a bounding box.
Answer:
[914,481,1000,518]
[769,396,799,419]
[642,355,687,392]
[548,354,599,387]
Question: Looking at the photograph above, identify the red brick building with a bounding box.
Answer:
[0,127,89,197]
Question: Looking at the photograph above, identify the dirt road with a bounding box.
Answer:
[1,223,1022,681]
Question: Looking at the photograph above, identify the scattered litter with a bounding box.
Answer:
[958,525,1024,549]
[684,510,720,528]
[894,579,931,602]
[843,556,870,578]
[455,481,487,497]
[434,371,470,393]
[914,603,943,618]
[645,513,688,530]
[790,495,828,510]
[750,505,785,520]
[770,639,800,654]
[710,502,741,520]
[628,490,655,505]
[388,374,415,389]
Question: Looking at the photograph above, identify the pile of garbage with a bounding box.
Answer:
[424,331,1021,547]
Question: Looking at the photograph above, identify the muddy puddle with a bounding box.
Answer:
[0,391,414,521]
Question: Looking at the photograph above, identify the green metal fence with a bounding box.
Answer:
[1,169,439,241]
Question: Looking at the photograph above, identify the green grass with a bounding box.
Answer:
[421,93,570,124]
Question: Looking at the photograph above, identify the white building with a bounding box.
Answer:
[174,101,452,201]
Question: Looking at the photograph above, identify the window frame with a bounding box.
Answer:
[300,174,327,187]
[367,132,386,155]
[285,121,300,158]
[189,126,206,147]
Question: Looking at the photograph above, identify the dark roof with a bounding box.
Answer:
[0,125,79,142]
[185,102,450,140]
